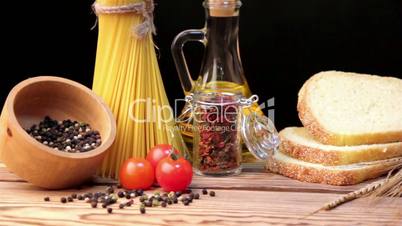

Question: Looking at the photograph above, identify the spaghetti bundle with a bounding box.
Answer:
[92,0,188,178]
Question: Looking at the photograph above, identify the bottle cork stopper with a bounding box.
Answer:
[207,0,240,17]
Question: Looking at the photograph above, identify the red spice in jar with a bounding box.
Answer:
[194,93,241,173]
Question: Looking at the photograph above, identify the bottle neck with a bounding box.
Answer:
[204,13,240,49]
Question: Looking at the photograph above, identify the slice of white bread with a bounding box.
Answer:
[298,71,402,146]
[266,150,402,185]
[280,127,402,166]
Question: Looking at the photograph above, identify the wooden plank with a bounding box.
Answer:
[0,164,24,182]
[0,164,373,194]
[0,181,400,226]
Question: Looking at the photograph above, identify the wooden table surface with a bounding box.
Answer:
[0,163,401,226]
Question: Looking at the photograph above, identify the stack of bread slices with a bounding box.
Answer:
[267,71,402,185]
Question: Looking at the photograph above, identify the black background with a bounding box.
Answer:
[3,0,402,130]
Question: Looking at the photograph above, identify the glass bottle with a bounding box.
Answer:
[171,0,260,161]
[186,92,280,176]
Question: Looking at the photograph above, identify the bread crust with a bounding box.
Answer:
[297,71,402,146]
[280,128,402,166]
[266,154,402,186]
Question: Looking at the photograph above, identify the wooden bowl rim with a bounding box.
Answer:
[6,76,116,159]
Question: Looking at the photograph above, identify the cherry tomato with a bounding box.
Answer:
[119,158,154,190]
[155,155,193,192]
[146,144,179,169]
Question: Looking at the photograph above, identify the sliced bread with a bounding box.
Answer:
[266,150,402,185]
[298,71,402,146]
[280,127,402,166]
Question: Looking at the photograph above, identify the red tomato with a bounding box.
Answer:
[146,144,179,169]
[155,155,193,192]
[119,158,154,190]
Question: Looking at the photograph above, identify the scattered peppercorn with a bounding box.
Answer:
[117,183,122,189]
[71,194,77,199]
[144,200,152,207]
[91,201,98,208]
[209,191,215,197]
[136,189,144,196]
[60,197,67,203]
[175,191,182,197]
[107,207,113,214]
[173,197,178,204]
[140,205,146,214]
[167,199,173,205]
[126,199,134,207]
[125,193,131,199]
[117,191,125,198]
[77,195,84,200]
[161,202,167,208]
[119,203,125,209]
[102,203,107,208]
[67,197,73,202]
[44,197,50,202]
[202,188,208,195]
[183,199,190,206]
[194,193,200,199]
[152,199,160,207]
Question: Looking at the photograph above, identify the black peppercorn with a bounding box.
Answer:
[189,193,194,199]
[140,205,146,214]
[77,195,84,200]
[209,191,215,197]
[125,193,131,199]
[202,188,208,195]
[91,201,98,208]
[119,203,125,209]
[60,197,67,203]
[102,203,107,208]
[144,200,152,207]
[117,183,122,189]
[71,194,77,199]
[173,197,178,204]
[67,197,73,202]
[44,197,50,202]
[139,196,145,203]
[161,202,167,208]
[107,207,113,214]
[126,199,133,207]
[136,189,144,196]
[167,199,173,205]
[194,193,200,199]
[175,191,182,197]
[117,191,125,198]
[183,199,190,206]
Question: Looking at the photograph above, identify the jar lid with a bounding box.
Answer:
[240,111,280,160]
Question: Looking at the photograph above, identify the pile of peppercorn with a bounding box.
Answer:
[25,116,101,153]
[43,185,216,214]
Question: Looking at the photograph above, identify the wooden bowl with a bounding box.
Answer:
[0,76,116,189]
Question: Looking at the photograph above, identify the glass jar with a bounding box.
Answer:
[186,92,280,176]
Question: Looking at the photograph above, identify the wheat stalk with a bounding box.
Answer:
[307,163,402,216]
[324,164,401,211]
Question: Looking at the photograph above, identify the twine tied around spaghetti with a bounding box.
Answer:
[92,0,156,39]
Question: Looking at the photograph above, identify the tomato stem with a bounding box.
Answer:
[169,146,179,160]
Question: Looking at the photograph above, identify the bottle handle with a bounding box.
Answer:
[171,29,206,94]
